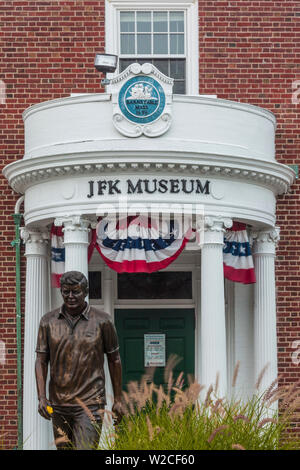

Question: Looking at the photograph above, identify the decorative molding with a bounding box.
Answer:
[20,227,50,257]
[250,226,280,245]
[109,62,174,87]
[112,112,172,138]
[5,158,294,196]
[250,226,280,256]
[110,63,173,138]
[204,216,233,232]
[20,227,50,244]
[55,215,90,233]
[83,214,98,229]
[200,216,233,247]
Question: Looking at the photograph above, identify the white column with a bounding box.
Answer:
[102,265,114,423]
[252,227,280,396]
[55,215,90,280]
[200,216,232,397]
[195,252,201,385]
[103,265,113,315]
[21,227,51,450]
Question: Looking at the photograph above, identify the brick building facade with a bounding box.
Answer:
[0,1,299,449]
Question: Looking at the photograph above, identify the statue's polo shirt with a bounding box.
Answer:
[36,304,119,406]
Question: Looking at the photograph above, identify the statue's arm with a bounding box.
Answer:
[107,350,123,424]
[35,352,51,420]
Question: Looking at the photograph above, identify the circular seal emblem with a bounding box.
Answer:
[118,76,166,124]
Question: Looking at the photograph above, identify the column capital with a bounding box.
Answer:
[54,215,90,232]
[58,215,90,278]
[201,216,233,246]
[250,226,280,256]
[204,216,233,232]
[20,227,50,256]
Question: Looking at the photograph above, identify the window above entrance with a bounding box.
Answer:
[119,10,185,93]
[105,1,199,95]
[117,271,193,299]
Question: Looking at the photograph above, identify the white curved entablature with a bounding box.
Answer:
[2,93,295,229]
[21,93,276,162]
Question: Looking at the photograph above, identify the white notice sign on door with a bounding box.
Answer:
[144,333,166,367]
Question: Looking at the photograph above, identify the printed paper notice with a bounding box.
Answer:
[144,334,166,367]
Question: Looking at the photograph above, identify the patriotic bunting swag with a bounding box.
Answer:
[223,222,256,284]
[50,225,65,288]
[94,216,193,273]
[51,219,256,282]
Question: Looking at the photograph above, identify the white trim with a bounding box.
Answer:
[225,279,235,398]
[105,0,199,95]
[114,303,195,309]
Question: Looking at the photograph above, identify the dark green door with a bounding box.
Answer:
[115,308,195,392]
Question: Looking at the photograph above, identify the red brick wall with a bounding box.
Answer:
[0,0,299,448]
[0,0,106,449]
[198,0,300,429]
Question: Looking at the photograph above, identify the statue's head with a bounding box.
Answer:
[60,271,89,313]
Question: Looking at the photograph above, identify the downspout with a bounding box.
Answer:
[11,196,24,450]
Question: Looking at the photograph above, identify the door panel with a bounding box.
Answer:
[115,308,195,392]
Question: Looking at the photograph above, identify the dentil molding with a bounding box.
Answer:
[3,157,294,196]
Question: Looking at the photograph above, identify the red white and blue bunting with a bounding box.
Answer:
[50,225,65,288]
[50,219,256,283]
[94,215,193,273]
[223,222,256,284]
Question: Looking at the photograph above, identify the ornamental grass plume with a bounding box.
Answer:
[207,425,229,444]
[98,358,300,451]
[0,432,8,450]
[52,426,71,449]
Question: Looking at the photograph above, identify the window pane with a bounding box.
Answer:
[119,58,133,72]
[118,272,193,299]
[137,11,151,32]
[170,34,184,54]
[88,271,102,299]
[170,59,185,79]
[153,59,169,76]
[120,11,135,33]
[137,34,151,54]
[153,34,168,54]
[133,58,149,65]
[153,11,168,32]
[120,34,135,54]
[173,80,186,94]
[170,11,184,33]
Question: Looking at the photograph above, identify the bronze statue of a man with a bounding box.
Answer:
[35,270,123,450]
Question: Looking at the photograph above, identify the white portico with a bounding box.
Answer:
[3,64,295,449]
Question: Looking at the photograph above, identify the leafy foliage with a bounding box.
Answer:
[100,360,300,451]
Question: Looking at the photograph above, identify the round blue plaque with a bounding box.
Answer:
[118,76,166,124]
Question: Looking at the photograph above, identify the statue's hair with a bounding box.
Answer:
[60,271,88,292]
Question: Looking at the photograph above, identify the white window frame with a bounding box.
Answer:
[105,0,199,95]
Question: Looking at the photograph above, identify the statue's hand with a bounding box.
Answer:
[112,399,124,426]
[38,397,52,421]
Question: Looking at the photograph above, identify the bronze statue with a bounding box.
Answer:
[35,270,123,450]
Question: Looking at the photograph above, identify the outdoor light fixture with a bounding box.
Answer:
[94,54,118,85]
